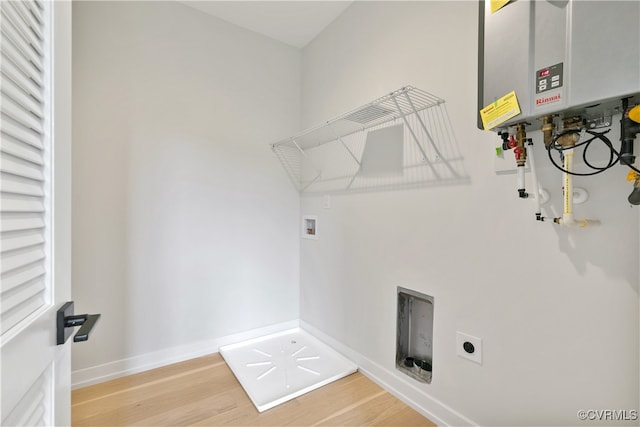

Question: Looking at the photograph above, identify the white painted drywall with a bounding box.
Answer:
[72,1,300,379]
[300,2,639,425]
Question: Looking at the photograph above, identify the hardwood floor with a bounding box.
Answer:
[72,353,435,426]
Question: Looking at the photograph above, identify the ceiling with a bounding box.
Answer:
[179,1,353,48]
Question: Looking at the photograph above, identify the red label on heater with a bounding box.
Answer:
[535,94,561,106]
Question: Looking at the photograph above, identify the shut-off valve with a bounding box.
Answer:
[499,124,549,222]
[499,124,530,199]
[626,170,640,205]
[620,98,640,166]
[621,98,640,204]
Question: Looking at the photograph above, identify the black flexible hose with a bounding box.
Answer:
[546,128,640,175]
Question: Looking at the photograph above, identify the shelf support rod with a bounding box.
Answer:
[403,92,459,178]
[328,123,361,167]
[346,172,358,190]
[273,145,303,190]
[391,96,440,179]
[301,172,322,192]
[292,138,322,191]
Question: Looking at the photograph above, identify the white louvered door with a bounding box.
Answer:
[1,1,72,425]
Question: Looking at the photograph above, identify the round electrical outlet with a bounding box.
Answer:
[463,341,475,354]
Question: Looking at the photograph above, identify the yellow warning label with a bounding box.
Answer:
[480,91,521,130]
[491,0,511,14]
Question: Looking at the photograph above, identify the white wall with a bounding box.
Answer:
[300,2,639,425]
[72,1,301,382]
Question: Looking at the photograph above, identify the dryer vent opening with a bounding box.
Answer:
[396,287,434,384]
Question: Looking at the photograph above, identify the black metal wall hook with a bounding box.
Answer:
[56,301,101,345]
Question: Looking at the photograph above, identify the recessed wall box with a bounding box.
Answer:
[302,215,318,240]
[396,287,434,384]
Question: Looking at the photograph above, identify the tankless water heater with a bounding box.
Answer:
[478,0,640,131]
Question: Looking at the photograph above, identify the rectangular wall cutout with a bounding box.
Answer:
[302,215,318,239]
[396,287,434,384]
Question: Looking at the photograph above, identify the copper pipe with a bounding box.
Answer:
[514,123,527,166]
[539,115,555,147]
[556,116,582,148]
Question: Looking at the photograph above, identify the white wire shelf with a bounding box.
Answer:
[271,86,469,194]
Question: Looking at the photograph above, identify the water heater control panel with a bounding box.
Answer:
[535,63,563,94]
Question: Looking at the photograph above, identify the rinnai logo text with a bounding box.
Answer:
[536,94,561,105]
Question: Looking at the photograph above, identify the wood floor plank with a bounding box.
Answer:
[319,392,436,426]
[73,354,224,405]
[72,352,434,427]
[73,360,237,426]
[374,406,437,427]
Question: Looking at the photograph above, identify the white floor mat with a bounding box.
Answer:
[219,327,357,412]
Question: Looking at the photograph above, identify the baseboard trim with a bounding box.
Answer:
[71,319,299,389]
[300,320,477,427]
[73,318,476,426]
